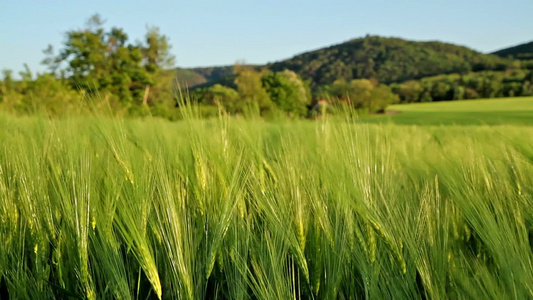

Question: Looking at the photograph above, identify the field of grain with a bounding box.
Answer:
[0,105,532,299]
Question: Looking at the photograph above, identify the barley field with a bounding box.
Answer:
[0,107,532,299]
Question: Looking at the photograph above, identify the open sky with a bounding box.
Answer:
[1,0,532,76]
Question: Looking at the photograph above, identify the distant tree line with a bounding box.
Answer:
[0,13,399,119]
[0,66,82,115]
[391,69,533,103]
[1,18,533,119]
[185,36,533,114]
[192,66,400,118]
[192,66,313,118]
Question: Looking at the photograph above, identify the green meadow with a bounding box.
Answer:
[0,101,532,299]
[364,97,533,125]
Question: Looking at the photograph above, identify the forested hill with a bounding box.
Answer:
[175,35,514,89]
[174,66,234,88]
[492,41,533,60]
[175,65,258,88]
[268,36,509,87]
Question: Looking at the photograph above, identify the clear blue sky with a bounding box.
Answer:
[1,0,532,76]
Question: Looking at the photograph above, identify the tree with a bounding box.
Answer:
[392,81,423,103]
[194,84,241,113]
[262,70,311,117]
[143,26,175,72]
[43,14,175,106]
[234,65,273,113]
[1,70,14,93]
[328,79,397,113]
[368,84,399,113]
[140,27,176,106]
[16,64,33,94]
[452,84,465,100]
[54,14,109,90]
[42,45,60,73]
[430,81,452,101]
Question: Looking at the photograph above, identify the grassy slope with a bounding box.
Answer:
[364,97,533,125]
[0,109,532,299]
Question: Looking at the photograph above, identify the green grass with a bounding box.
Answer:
[363,97,533,125]
[0,107,532,299]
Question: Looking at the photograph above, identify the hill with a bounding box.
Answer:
[173,68,211,87]
[492,41,533,60]
[175,35,514,90]
[268,35,509,87]
[174,66,235,88]
[174,65,262,89]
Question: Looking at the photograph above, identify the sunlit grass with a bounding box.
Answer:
[0,108,532,299]
[365,96,533,125]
